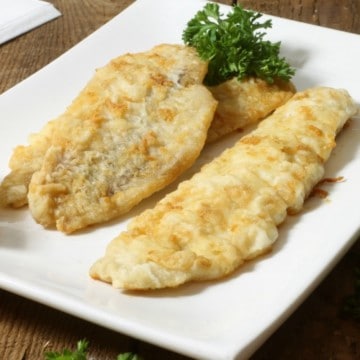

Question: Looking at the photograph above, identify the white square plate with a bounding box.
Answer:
[1,1,359,359]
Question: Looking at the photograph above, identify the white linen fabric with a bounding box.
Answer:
[0,0,61,45]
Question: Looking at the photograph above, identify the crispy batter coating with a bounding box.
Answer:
[26,44,218,233]
[0,44,218,232]
[207,77,296,142]
[90,87,357,290]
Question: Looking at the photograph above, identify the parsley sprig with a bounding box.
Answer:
[182,3,295,86]
[45,339,89,360]
[44,339,142,360]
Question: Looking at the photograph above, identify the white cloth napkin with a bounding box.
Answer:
[0,0,61,45]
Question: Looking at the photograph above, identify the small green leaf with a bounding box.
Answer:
[44,339,89,360]
[44,339,143,360]
[117,352,143,360]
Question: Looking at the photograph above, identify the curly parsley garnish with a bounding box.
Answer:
[45,339,89,360]
[117,353,142,360]
[182,3,295,86]
[44,339,142,360]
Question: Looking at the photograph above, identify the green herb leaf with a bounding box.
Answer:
[182,3,295,85]
[44,339,89,360]
[44,339,142,360]
[117,352,143,360]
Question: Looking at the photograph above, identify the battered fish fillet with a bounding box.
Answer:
[0,52,295,212]
[206,77,296,142]
[90,87,357,290]
[2,44,218,233]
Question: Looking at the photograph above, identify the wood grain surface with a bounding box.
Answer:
[0,1,359,359]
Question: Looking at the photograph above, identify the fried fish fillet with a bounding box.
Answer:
[2,44,218,233]
[206,77,296,142]
[90,87,357,290]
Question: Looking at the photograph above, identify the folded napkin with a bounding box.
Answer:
[0,0,61,45]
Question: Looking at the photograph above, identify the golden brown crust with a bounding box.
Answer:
[90,87,357,290]
[206,77,296,142]
[0,121,56,208]
[24,44,217,233]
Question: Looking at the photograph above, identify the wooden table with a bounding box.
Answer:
[1,1,359,359]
